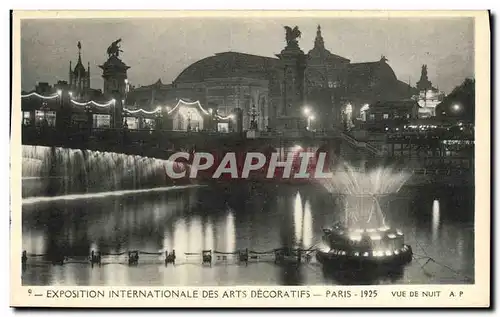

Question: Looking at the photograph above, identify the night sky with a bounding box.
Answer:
[21,17,474,94]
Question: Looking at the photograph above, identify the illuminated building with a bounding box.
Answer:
[22,41,131,130]
[20,88,61,128]
[363,100,419,131]
[127,25,414,132]
[22,28,417,133]
[127,54,275,132]
[413,65,445,118]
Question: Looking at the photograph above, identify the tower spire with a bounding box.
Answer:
[87,62,91,90]
[77,41,82,64]
[314,24,324,49]
[69,61,72,86]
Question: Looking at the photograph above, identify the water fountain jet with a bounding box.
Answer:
[316,163,413,268]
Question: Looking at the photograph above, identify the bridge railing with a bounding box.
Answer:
[247,130,337,138]
[335,129,381,156]
[329,167,471,177]
[27,127,466,163]
[387,131,475,141]
[22,126,245,143]
[252,128,382,156]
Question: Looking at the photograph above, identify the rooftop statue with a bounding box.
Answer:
[284,26,301,47]
[107,39,123,58]
[421,64,428,77]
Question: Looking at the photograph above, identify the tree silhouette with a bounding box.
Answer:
[436,78,475,123]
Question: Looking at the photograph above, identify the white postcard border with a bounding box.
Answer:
[9,10,491,308]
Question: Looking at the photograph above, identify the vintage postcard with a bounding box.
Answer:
[10,10,490,308]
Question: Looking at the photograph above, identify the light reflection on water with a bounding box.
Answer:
[21,184,474,286]
[432,199,440,243]
[293,192,303,246]
[225,211,236,254]
[303,200,314,249]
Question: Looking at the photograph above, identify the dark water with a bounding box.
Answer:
[21,183,474,286]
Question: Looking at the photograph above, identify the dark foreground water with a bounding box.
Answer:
[21,183,474,286]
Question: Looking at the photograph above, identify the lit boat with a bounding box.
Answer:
[316,194,413,268]
[316,222,413,267]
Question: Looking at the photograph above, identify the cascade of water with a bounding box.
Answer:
[21,145,191,198]
[22,145,52,178]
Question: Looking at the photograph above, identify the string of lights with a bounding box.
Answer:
[21,92,60,100]
[167,99,210,115]
[21,93,235,119]
[123,106,162,115]
[71,99,116,108]
[216,114,234,120]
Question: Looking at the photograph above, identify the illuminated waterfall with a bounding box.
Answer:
[22,145,191,198]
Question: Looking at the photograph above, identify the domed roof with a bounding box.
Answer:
[174,52,279,83]
[348,60,398,83]
[346,59,413,101]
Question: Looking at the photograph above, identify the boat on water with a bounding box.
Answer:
[316,195,413,268]
[316,222,413,267]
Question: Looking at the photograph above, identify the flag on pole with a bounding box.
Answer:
[77,41,82,50]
